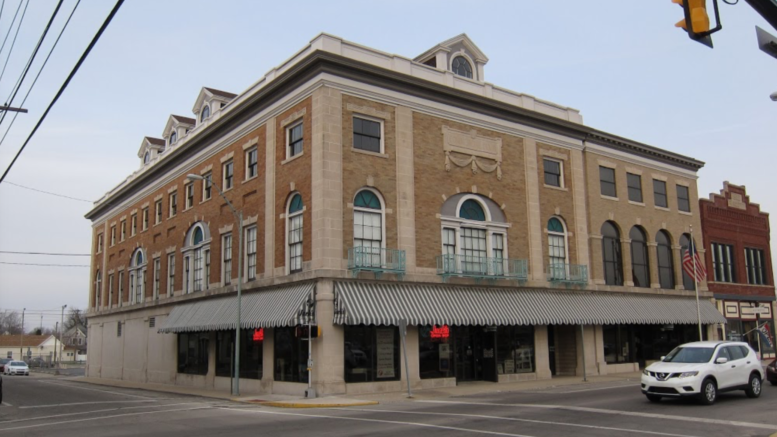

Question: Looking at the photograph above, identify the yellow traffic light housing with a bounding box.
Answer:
[673,0,722,48]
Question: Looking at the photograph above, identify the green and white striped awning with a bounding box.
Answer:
[159,282,315,333]
[333,281,726,326]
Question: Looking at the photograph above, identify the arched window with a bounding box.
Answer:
[169,131,177,145]
[452,56,473,79]
[630,226,650,288]
[200,105,210,122]
[143,152,150,164]
[459,199,486,221]
[353,189,384,267]
[601,221,623,286]
[182,223,211,293]
[679,233,696,290]
[548,217,568,279]
[287,194,304,273]
[656,230,675,289]
[129,249,146,304]
[94,270,102,308]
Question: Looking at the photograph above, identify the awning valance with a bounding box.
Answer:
[333,281,727,326]
[159,282,315,333]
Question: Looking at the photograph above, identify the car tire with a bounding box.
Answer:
[770,380,777,386]
[699,378,717,405]
[646,394,662,403]
[745,373,762,398]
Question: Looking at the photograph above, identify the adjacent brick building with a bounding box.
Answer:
[85,34,726,396]
[700,182,775,358]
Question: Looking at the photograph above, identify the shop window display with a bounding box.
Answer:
[496,326,534,374]
[344,325,400,383]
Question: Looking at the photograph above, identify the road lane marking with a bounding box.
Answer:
[416,400,777,431]
[0,406,210,432]
[36,381,155,399]
[550,383,640,393]
[1,402,12,407]
[19,400,157,409]
[218,407,538,437]
[0,402,214,425]
[335,407,699,437]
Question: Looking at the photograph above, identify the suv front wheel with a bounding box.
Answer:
[745,373,762,398]
[699,378,717,405]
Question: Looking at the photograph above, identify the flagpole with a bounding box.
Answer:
[691,225,703,341]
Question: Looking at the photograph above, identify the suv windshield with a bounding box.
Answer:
[663,346,715,363]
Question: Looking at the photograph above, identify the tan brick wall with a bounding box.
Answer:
[274,98,313,270]
[96,124,267,308]
[341,95,398,258]
[537,143,578,267]
[412,112,527,269]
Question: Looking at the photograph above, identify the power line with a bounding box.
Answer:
[0,0,124,184]
[0,0,81,149]
[0,0,28,87]
[2,180,92,202]
[0,250,90,256]
[0,0,62,129]
[0,0,22,60]
[0,261,88,267]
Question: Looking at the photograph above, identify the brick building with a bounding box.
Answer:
[700,182,775,358]
[85,34,725,396]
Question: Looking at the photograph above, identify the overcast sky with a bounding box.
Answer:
[0,0,774,330]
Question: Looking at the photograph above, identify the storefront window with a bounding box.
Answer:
[419,325,454,379]
[215,329,263,379]
[177,332,209,375]
[603,325,633,364]
[496,326,534,374]
[344,325,400,383]
[605,324,705,367]
[274,327,307,383]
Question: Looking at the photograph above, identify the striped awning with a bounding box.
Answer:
[333,281,727,326]
[159,282,315,333]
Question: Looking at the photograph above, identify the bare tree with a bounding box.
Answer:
[64,308,87,331]
[0,310,23,334]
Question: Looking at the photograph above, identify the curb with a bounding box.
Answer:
[257,400,379,409]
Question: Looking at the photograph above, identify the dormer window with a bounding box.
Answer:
[169,131,177,145]
[200,105,210,122]
[143,152,150,164]
[452,56,473,79]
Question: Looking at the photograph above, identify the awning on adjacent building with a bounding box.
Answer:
[159,282,315,333]
[333,281,727,326]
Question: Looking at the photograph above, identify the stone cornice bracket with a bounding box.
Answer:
[442,125,502,180]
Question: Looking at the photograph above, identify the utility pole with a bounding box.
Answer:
[54,321,59,366]
[58,305,66,373]
[19,308,25,359]
[0,105,27,113]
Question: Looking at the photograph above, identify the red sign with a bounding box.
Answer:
[430,325,449,340]
[253,328,264,342]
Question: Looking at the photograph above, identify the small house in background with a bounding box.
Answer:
[0,334,57,362]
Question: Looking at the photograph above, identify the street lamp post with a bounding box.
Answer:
[187,174,243,396]
[58,304,66,373]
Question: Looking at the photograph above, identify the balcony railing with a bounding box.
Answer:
[348,247,406,280]
[547,263,588,286]
[436,254,528,282]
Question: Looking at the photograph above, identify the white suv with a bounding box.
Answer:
[641,341,763,405]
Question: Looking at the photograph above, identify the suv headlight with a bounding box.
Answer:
[679,371,699,378]
[643,369,649,376]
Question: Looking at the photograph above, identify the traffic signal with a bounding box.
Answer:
[672,0,722,48]
[296,325,322,338]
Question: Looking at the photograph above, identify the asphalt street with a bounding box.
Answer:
[2,374,777,437]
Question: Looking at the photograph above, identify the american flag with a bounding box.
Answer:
[682,242,707,283]
[758,322,774,349]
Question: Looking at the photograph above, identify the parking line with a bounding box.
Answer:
[1,402,12,407]
[0,402,213,425]
[416,400,777,431]
[0,406,210,432]
[36,381,155,399]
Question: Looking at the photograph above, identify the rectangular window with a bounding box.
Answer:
[711,242,736,283]
[627,173,642,203]
[153,258,161,300]
[460,227,487,274]
[216,329,263,379]
[110,226,116,246]
[492,233,505,275]
[184,256,191,293]
[496,325,535,375]
[246,226,257,280]
[653,179,668,208]
[353,117,382,153]
[169,192,178,217]
[354,210,382,266]
[117,322,122,337]
[185,184,194,209]
[344,325,400,383]
[177,332,209,375]
[599,166,616,197]
[118,271,124,307]
[246,147,258,179]
[202,172,212,201]
[142,208,149,231]
[442,228,456,256]
[745,248,766,285]
[97,234,103,253]
[193,250,203,292]
[120,220,126,241]
[274,327,308,383]
[288,215,303,273]
[108,274,114,308]
[543,158,562,187]
[167,253,175,296]
[223,161,234,190]
[288,122,303,158]
[222,234,232,285]
[131,214,137,236]
[677,185,690,212]
[155,200,162,224]
[205,249,210,290]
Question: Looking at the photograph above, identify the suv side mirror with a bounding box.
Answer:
[660,356,666,361]
[715,357,728,364]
